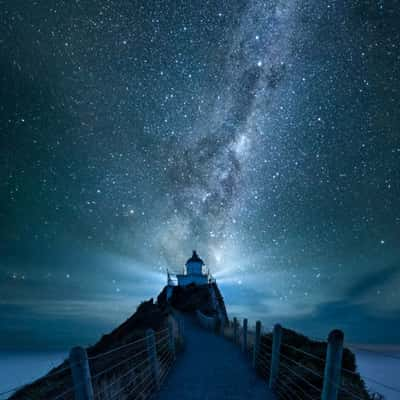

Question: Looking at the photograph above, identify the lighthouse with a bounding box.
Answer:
[176,250,210,286]
[164,251,226,323]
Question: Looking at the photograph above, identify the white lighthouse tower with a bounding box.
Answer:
[176,250,210,286]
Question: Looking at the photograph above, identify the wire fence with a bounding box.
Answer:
[4,314,400,400]
[215,317,400,400]
[3,321,183,400]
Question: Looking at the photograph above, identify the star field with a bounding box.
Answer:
[1,0,400,348]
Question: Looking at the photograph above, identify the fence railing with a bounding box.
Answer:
[4,313,400,400]
[196,314,400,400]
[2,317,184,400]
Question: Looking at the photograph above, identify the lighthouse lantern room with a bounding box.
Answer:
[175,250,210,286]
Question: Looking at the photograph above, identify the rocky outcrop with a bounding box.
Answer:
[157,282,228,322]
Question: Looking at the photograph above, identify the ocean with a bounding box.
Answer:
[353,348,400,400]
[0,351,67,397]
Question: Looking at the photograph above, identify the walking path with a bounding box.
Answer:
[155,316,276,400]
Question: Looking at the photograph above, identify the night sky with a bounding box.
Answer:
[1,0,399,349]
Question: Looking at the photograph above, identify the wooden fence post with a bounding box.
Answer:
[269,324,282,389]
[168,319,176,360]
[322,329,344,400]
[69,346,94,400]
[233,317,238,344]
[253,320,261,368]
[146,329,161,389]
[242,318,248,353]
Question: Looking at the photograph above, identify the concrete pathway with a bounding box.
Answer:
[155,317,276,400]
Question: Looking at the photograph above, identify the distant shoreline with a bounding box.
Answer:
[349,344,400,353]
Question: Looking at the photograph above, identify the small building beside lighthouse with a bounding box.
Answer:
[174,251,211,286]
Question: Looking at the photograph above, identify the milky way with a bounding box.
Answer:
[1,0,400,348]
[158,1,301,265]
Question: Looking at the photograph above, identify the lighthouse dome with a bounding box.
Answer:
[185,250,204,275]
[186,250,204,266]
